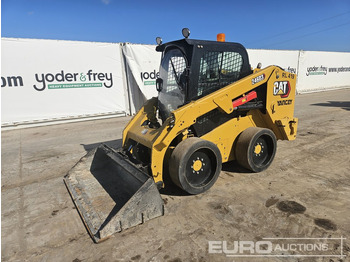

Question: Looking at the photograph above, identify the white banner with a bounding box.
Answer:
[2,38,349,126]
[297,50,350,93]
[247,49,299,75]
[1,38,127,126]
[122,44,161,114]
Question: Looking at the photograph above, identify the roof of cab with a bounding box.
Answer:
[155,38,246,52]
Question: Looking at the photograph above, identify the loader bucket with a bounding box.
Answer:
[64,144,164,243]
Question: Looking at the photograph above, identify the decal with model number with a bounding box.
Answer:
[252,74,265,85]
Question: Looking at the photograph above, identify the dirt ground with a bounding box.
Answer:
[2,88,350,262]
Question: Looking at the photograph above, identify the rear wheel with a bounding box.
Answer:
[169,137,222,195]
[235,127,277,172]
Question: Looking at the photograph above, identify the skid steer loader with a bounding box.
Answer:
[64,28,298,242]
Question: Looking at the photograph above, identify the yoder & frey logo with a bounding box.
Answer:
[140,70,159,86]
[306,66,327,76]
[33,70,113,91]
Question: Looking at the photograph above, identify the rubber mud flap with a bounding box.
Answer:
[64,144,164,243]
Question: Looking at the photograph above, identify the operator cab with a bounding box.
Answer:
[155,28,252,122]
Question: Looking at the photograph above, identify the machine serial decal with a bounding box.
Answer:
[252,74,265,85]
[273,81,291,98]
[277,99,293,106]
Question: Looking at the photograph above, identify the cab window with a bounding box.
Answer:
[198,51,243,97]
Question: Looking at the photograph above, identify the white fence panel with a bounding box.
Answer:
[122,44,161,114]
[247,49,299,74]
[1,38,127,126]
[2,38,349,126]
[297,50,350,93]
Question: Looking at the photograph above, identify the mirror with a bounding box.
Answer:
[156,37,162,45]
[156,78,163,92]
[182,28,190,38]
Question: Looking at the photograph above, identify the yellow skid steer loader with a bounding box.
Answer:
[64,29,298,242]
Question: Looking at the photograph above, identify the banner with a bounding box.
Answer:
[122,44,161,114]
[2,38,349,126]
[1,38,127,126]
[247,49,299,75]
[297,50,350,93]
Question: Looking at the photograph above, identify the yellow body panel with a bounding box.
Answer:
[201,115,256,162]
[122,66,298,186]
[265,68,298,140]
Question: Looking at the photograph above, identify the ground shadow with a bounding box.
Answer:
[222,161,253,173]
[311,101,350,111]
[82,139,123,152]
[159,179,190,197]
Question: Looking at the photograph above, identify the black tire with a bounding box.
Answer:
[169,137,222,195]
[235,127,277,172]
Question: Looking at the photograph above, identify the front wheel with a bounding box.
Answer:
[235,127,277,172]
[169,137,222,195]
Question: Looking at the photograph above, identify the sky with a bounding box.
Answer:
[1,0,350,51]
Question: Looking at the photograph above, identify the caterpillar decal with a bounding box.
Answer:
[273,81,291,98]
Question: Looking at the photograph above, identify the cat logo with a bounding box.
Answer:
[273,81,290,98]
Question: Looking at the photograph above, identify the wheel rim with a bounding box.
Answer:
[185,149,216,187]
[251,136,273,167]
